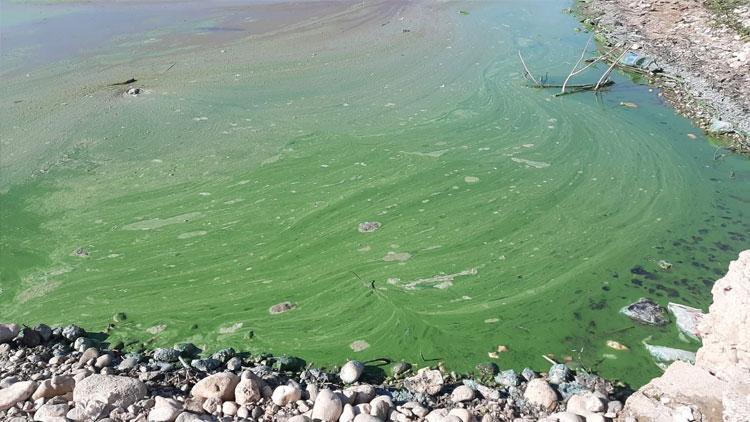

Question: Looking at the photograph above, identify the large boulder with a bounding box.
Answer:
[73,374,147,408]
[190,372,239,401]
[0,381,37,411]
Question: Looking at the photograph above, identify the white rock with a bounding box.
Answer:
[222,400,238,416]
[369,395,392,420]
[340,361,365,384]
[340,403,356,422]
[288,416,312,422]
[344,384,376,404]
[552,412,584,422]
[272,384,302,406]
[667,303,704,341]
[450,385,475,402]
[449,408,476,422]
[32,375,75,400]
[190,372,240,401]
[425,408,448,422]
[235,371,263,405]
[33,401,68,421]
[0,381,38,411]
[312,388,343,421]
[148,396,182,422]
[73,374,147,408]
[523,379,558,411]
[403,368,444,395]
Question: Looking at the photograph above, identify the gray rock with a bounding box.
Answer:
[175,412,215,422]
[191,358,221,372]
[154,348,181,363]
[173,343,201,359]
[0,323,20,343]
[495,369,519,387]
[62,325,85,341]
[521,368,536,381]
[17,327,41,347]
[73,374,147,408]
[226,357,242,371]
[211,348,235,363]
[357,221,381,233]
[620,298,669,326]
[34,324,52,342]
[391,362,412,377]
[548,364,571,385]
[118,357,140,371]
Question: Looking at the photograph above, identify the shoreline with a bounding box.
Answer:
[3,250,749,421]
[576,0,750,154]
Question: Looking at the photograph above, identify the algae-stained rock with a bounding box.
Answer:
[620,297,668,325]
[73,374,146,408]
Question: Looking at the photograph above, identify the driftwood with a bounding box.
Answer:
[519,40,627,95]
[109,78,137,86]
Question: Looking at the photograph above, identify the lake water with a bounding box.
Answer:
[1,0,748,387]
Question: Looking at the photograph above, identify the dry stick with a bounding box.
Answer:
[595,50,628,91]
[561,35,593,94]
[518,50,542,87]
[542,354,557,365]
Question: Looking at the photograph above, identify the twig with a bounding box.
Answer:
[518,50,542,87]
[562,35,593,94]
[595,50,628,90]
[542,354,557,365]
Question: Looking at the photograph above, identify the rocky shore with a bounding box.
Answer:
[577,0,750,153]
[1,250,748,422]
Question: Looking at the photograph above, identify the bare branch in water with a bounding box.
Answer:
[518,50,542,87]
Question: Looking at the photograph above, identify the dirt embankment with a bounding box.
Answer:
[578,0,750,153]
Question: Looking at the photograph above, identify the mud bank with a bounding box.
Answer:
[578,0,750,153]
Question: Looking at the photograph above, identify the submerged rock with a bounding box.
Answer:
[643,340,696,368]
[620,298,669,325]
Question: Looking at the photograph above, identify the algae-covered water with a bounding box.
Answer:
[1,0,749,387]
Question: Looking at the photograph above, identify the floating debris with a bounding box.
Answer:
[667,302,705,341]
[383,252,412,262]
[464,176,480,184]
[606,340,629,351]
[358,221,382,233]
[658,260,673,271]
[269,302,297,315]
[620,297,669,326]
[619,101,638,109]
[511,157,550,169]
[71,247,90,257]
[497,345,509,353]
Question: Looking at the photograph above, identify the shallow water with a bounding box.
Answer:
[1,0,748,387]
